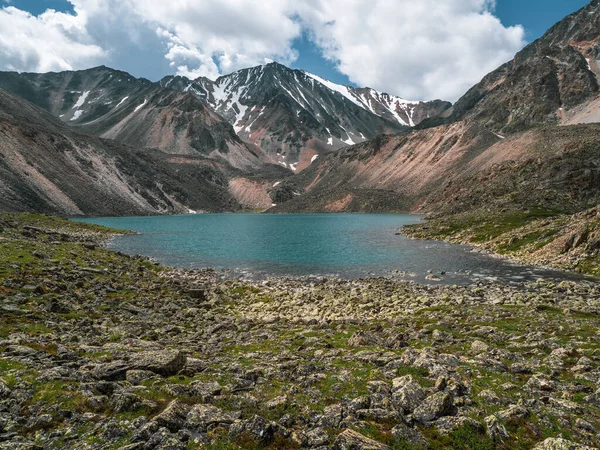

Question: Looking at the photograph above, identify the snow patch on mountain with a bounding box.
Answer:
[304,72,364,109]
[71,110,84,121]
[72,91,90,109]
[116,96,129,108]
[134,99,148,113]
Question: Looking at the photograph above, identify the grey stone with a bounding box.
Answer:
[332,429,390,450]
[413,392,455,423]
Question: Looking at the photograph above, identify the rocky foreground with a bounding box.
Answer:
[1,214,600,449]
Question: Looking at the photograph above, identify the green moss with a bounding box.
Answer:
[421,423,494,450]
[576,257,600,277]
[230,285,261,296]
[30,380,88,412]
[109,332,124,342]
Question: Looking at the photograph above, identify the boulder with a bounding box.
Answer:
[189,380,222,401]
[348,331,380,347]
[305,427,330,447]
[391,423,429,448]
[185,404,236,432]
[126,370,159,385]
[532,438,596,450]
[391,375,426,414]
[91,360,131,381]
[228,415,274,445]
[413,392,455,423]
[152,400,191,432]
[471,340,490,354]
[485,415,508,442]
[130,350,186,376]
[91,350,186,381]
[332,429,391,450]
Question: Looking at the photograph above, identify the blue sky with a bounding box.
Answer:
[0,0,592,100]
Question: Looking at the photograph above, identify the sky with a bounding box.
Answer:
[0,0,591,102]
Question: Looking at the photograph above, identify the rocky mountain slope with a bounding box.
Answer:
[0,88,284,215]
[0,67,276,171]
[422,0,600,133]
[160,63,450,171]
[269,122,501,212]
[270,121,600,214]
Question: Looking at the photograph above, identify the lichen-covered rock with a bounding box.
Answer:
[348,331,380,347]
[130,350,186,376]
[391,375,426,414]
[228,415,274,444]
[413,392,455,423]
[89,350,185,381]
[189,380,222,401]
[185,404,236,432]
[152,400,191,432]
[532,437,596,450]
[471,340,490,354]
[332,429,391,450]
[126,369,159,385]
[391,423,429,448]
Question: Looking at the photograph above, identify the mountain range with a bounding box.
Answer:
[159,63,449,171]
[0,0,599,218]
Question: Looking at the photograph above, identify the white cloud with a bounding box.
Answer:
[0,0,525,101]
[297,0,525,101]
[0,6,104,73]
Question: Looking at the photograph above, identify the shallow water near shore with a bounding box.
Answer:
[76,213,592,285]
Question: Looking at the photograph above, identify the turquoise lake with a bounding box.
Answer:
[76,213,588,285]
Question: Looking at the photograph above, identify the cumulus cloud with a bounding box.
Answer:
[0,6,104,73]
[298,0,525,101]
[125,0,301,77]
[0,0,526,101]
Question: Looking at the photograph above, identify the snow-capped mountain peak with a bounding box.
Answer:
[162,62,450,172]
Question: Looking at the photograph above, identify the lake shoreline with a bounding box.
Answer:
[77,213,594,287]
[402,208,600,280]
[1,212,599,449]
[400,225,600,284]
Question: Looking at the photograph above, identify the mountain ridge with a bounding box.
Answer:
[159,62,451,171]
[0,87,288,215]
[0,66,279,172]
[0,63,450,173]
[419,0,600,133]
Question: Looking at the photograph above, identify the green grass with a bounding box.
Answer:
[421,423,494,450]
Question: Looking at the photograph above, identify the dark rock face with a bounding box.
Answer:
[422,0,600,133]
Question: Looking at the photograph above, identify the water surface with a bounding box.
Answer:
[77,213,590,285]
